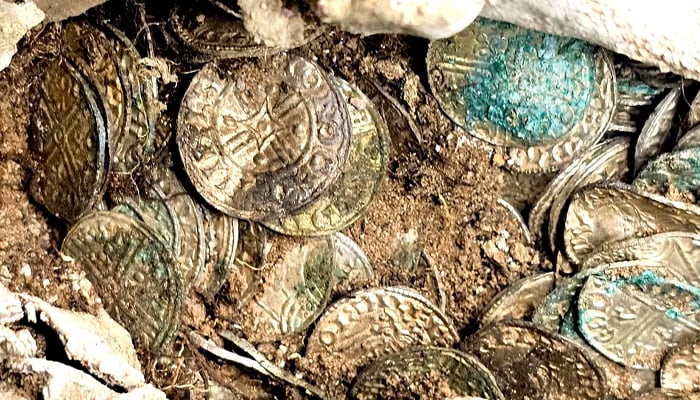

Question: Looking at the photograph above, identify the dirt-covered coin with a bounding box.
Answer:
[305,286,458,378]
[480,272,554,326]
[461,321,606,400]
[350,347,505,400]
[196,208,239,299]
[62,211,184,349]
[332,232,373,283]
[30,58,107,221]
[177,55,351,220]
[661,337,700,392]
[427,18,616,173]
[563,183,700,264]
[263,76,388,235]
[634,147,700,194]
[637,389,700,399]
[577,269,700,369]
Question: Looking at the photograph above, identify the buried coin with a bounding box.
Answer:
[111,197,179,250]
[30,58,107,221]
[581,232,700,286]
[637,389,700,399]
[196,208,239,298]
[62,211,184,349]
[427,18,616,172]
[177,55,351,220]
[237,235,335,342]
[633,87,682,173]
[675,126,700,150]
[634,147,700,193]
[305,287,458,377]
[577,269,700,370]
[350,347,505,400]
[263,76,388,235]
[661,337,700,392]
[479,272,555,326]
[563,183,700,265]
[461,321,606,399]
[332,232,373,283]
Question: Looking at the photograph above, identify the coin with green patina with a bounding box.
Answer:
[331,232,373,283]
[427,18,616,172]
[237,235,334,342]
[196,208,239,299]
[634,147,700,193]
[480,272,554,326]
[577,269,700,369]
[62,211,184,349]
[350,347,505,400]
[461,321,606,400]
[30,58,107,221]
[111,197,180,251]
[263,76,388,235]
[177,55,351,220]
[305,287,458,378]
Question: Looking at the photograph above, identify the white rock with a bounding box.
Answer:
[0,326,37,358]
[0,283,23,325]
[0,1,44,71]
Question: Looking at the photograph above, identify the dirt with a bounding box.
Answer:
[0,1,544,399]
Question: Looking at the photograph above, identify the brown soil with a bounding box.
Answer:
[0,1,544,399]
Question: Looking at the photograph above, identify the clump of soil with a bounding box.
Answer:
[0,2,544,399]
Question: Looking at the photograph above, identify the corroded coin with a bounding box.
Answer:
[427,18,616,172]
[227,220,267,303]
[563,183,700,265]
[332,232,373,283]
[577,269,700,369]
[263,76,388,235]
[112,197,180,251]
[581,232,700,286]
[196,208,239,298]
[479,272,554,326]
[634,147,700,193]
[177,56,351,220]
[62,211,184,349]
[528,137,629,250]
[661,337,700,392]
[610,73,663,133]
[237,235,335,342]
[30,58,107,221]
[634,87,682,173]
[683,90,700,132]
[676,126,700,150]
[305,286,458,377]
[496,198,531,244]
[461,321,605,399]
[532,260,665,333]
[350,347,506,400]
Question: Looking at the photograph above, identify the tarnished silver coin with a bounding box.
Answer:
[581,232,700,286]
[496,198,531,245]
[461,321,606,400]
[532,260,665,333]
[661,337,700,392]
[228,221,267,303]
[563,183,700,265]
[305,287,458,377]
[480,272,554,326]
[332,233,373,283]
[577,269,700,369]
[111,197,180,251]
[528,137,630,250]
[196,208,239,298]
[637,389,700,399]
[30,58,107,221]
[634,87,682,173]
[683,90,700,132]
[62,211,184,349]
[350,347,506,400]
[237,235,335,342]
[263,76,388,235]
[634,147,700,194]
[610,72,663,133]
[427,18,616,173]
[177,56,351,220]
[676,126,700,150]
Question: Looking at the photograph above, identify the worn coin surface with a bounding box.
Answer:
[528,137,629,250]
[581,232,700,286]
[676,126,700,150]
[563,183,700,265]
[634,147,700,193]
[427,18,616,172]
[30,58,107,221]
[638,389,700,399]
[228,221,267,303]
[480,272,554,326]
[177,56,351,220]
[238,235,334,342]
[350,347,506,400]
[577,270,700,370]
[332,232,373,283]
[305,286,458,377]
[661,337,700,392]
[62,211,184,349]
[461,320,606,399]
[263,76,388,235]
[112,197,180,251]
[634,87,682,173]
[196,208,239,298]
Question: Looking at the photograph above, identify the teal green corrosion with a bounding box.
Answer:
[462,19,597,146]
[634,147,700,192]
